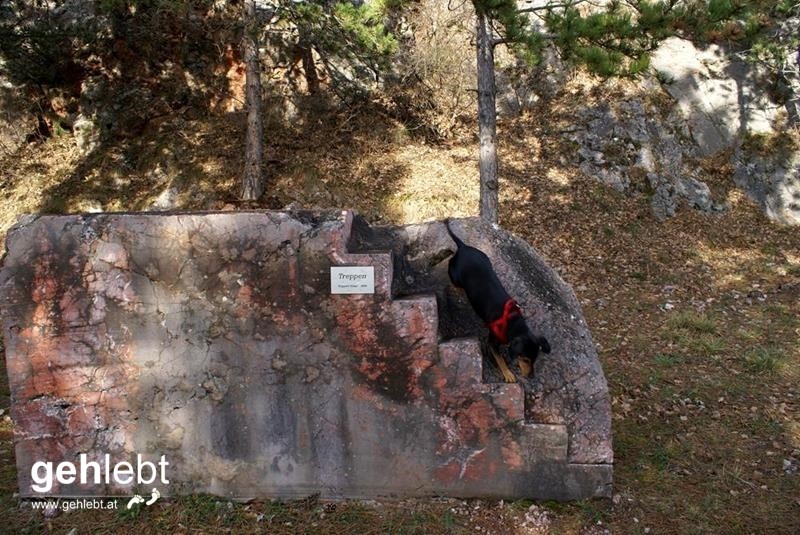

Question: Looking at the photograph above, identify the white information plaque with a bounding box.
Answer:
[330,266,375,294]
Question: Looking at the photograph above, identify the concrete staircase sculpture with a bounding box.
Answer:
[0,210,612,500]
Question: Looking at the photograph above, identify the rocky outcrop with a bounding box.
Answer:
[566,35,799,225]
[650,37,781,156]
[648,36,800,225]
[734,142,800,225]
[566,98,726,220]
[1,210,611,500]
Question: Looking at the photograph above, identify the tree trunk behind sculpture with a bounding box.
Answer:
[475,11,499,224]
[241,0,264,200]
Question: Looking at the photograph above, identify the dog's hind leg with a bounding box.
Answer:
[488,345,516,383]
[517,357,532,377]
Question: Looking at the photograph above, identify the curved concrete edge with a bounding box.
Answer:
[354,216,613,466]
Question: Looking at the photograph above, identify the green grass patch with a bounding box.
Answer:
[735,328,760,341]
[260,499,300,525]
[692,334,726,356]
[664,330,726,356]
[662,312,728,356]
[173,494,229,527]
[382,507,460,534]
[648,368,665,386]
[742,346,785,374]
[441,509,457,530]
[745,417,782,436]
[645,445,671,471]
[762,303,797,331]
[509,499,534,512]
[631,270,647,281]
[331,503,373,525]
[653,353,683,367]
[667,312,718,334]
[577,499,609,524]
[116,500,144,521]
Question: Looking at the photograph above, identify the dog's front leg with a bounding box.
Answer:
[488,339,516,383]
[503,343,532,378]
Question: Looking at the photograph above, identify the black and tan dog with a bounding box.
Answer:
[446,221,550,381]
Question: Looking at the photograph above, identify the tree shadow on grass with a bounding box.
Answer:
[1,0,408,223]
[34,90,411,223]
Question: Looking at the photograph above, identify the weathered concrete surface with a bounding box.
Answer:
[1,210,611,499]
[350,217,613,465]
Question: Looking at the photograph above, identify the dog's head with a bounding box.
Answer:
[510,334,551,365]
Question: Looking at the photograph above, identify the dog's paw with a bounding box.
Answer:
[518,357,533,377]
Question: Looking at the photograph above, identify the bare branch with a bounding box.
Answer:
[518,0,590,13]
[448,0,469,12]
[492,31,555,48]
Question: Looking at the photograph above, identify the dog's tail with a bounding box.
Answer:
[444,219,465,248]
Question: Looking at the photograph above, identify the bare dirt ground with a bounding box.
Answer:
[0,78,798,534]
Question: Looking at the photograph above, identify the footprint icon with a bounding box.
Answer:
[146,488,161,506]
[126,494,145,510]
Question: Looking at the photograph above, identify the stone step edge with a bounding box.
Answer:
[339,212,563,456]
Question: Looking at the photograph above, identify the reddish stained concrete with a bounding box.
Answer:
[424,339,531,487]
[3,220,140,495]
[1,210,611,500]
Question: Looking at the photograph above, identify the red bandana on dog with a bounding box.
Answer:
[487,298,521,344]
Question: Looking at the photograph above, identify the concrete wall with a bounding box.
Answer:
[1,210,611,500]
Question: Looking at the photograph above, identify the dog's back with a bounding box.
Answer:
[446,221,510,322]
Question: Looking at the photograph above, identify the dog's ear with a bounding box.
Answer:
[538,337,551,354]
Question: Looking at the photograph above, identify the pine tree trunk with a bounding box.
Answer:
[475,11,499,224]
[301,45,320,94]
[241,0,264,200]
[787,44,800,125]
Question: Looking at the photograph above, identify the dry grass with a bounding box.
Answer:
[1,74,799,534]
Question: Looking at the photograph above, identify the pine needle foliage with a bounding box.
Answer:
[469,0,798,78]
